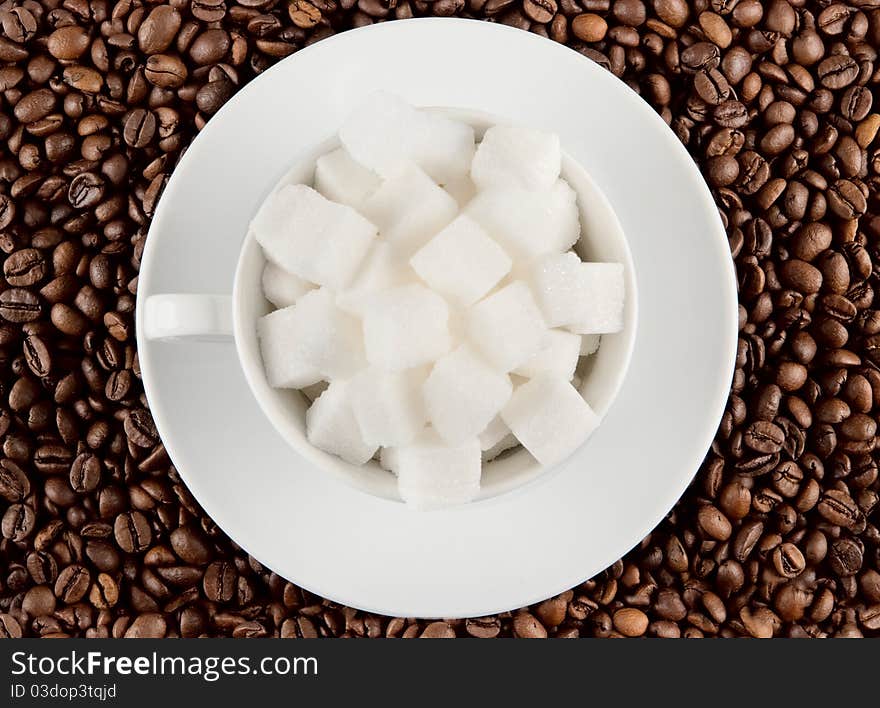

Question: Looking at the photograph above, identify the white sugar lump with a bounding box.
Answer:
[336,241,413,315]
[501,376,600,468]
[350,368,428,447]
[417,111,477,184]
[513,328,581,380]
[306,381,377,465]
[482,433,519,462]
[471,124,561,192]
[410,215,512,307]
[465,180,579,261]
[478,414,511,451]
[339,92,475,184]
[442,174,477,208]
[423,344,513,445]
[396,429,481,510]
[261,261,314,309]
[360,164,458,258]
[379,446,400,474]
[252,184,377,290]
[313,147,380,209]
[466,281,547,373]
[530,252,625,331]
[362,284,451,371]
[257,308,320,389]
[258,289,365,387]
[580,334,601,355]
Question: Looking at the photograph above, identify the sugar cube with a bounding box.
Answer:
[360,164,458,258]
[336,241,413,315]
[466,281,547,372]
[379,446,400,474]
[396,429,481,509]
[410,215,511,307]
[482,433,519,462]
[501,376,600,467]
[257,289,365,387]
[339,92,475,183]
[423,345,513,445]
[478,414,511,451]
[261,261,314,309]
[362,284,451,371]
[252,184,376,290]
[349,368,428,447]
[465,180,579,261]
[471,124,561,191]
[418,111,477,184]
[306,380,377,465]
[530,252,625,331]
[314,147,380,210]
[442,174,477,208]
[581,334,601,355]
[513,328,581,380]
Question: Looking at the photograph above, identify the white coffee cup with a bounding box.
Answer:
[141,109,638,503]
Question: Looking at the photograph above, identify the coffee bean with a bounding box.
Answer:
[70,453,102,493]
[145,54,188,88]
[22,335,50,378]
[818,489,864,531]
[572,13,608,42]
[0,459,29,502]
[89,572,119,609]
[22,585,56,618]
[772,542,805,578]
[829,538,863,577]
[818,4,853,35]
[859,605,880,631]
[697,503,732,540]
[124,613,167,638]
[4,248,46,287]
[122,109,157,148]
[465,617,501,638]
[681,42,720,73]
[0,289,41,323]
[203,560,236,602]
[124,408,158,447]
[114,511,152,553]
[68,172,105,209]
[522,0,556,23]
[54,565,91,604]
[170,525,213,565]
[0,613,22,639]
[827,179,867,219]
[15,88,57,123]
[817,55,859,90]
[2,503,35,541]
[612,607,648,636]
[289,0,323,28]
[138,6,182,55]
[743,420,785,453]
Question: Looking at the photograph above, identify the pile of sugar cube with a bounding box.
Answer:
[254,93,625,510]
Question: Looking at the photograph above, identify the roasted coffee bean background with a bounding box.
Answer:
[0,1,879,639]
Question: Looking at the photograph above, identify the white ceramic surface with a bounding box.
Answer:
[222,111,637,502]
[135,18,738,618]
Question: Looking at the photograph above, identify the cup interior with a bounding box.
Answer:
[233,109,638,504]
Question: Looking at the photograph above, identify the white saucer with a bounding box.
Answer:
[136,18,737,618]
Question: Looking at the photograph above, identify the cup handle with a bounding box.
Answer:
[142,294,233,342]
